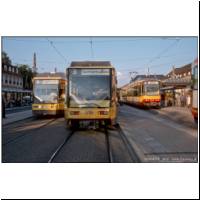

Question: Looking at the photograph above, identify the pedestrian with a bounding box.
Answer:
[2,96,6,118]
[161,92,165,107]
[186,94,191,108]
[175,94,180,106]
[180,94,186,107]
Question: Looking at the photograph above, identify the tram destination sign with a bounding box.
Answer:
[35,80,59,84]
[71,68,110,76]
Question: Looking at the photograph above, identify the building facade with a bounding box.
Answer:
[2,63,31,107]
[162,63,192,107]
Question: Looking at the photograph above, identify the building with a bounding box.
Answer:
[161,63,192,107]
[2,63,31,107]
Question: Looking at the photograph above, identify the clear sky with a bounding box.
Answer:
[2,36,197,87]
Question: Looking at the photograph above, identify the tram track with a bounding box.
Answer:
[48,123,139,163]
[2,118,59,146]
[48,129,75,163]
[114,124,141,162]
[104,127,114,163]
[48,124,115,163]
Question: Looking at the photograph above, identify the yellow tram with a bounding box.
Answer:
[64,61,117,127]
[32,72,66,116]
[125,79,161,107]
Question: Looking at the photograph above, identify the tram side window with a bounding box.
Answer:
[127,89,133,97]
[133,86,141,96]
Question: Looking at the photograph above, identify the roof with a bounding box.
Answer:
[70,61,112,67]
[120,83,130,90]
[167,63,192,76]
[131,74,166,82]
[34,72,66,79]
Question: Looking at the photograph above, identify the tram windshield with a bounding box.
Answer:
[144,81,160,96]
[68,68,111,108]
[34,79,59,103]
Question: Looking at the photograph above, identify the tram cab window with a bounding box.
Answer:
[68,68,111,108]
[34,80,59,103]
[144,81,160,96]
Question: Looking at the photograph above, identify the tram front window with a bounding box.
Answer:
[144,82,160,96]
[34,80,59,103]
[68,68,111,108]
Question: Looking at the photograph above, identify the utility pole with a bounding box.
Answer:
[90,37,94,59]
[147,67,150,77]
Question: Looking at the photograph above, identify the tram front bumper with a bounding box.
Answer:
[65,108,114,120]
[32,104,64,116]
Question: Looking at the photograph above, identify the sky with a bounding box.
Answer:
[2,36,197,87]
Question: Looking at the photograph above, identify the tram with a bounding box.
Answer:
[32,72,66,116]
[125,79,161,107]
[64,61,117,128]
[191,58,198,123]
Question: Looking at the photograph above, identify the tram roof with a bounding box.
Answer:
[33,72,66,79]
[69,61,113,68]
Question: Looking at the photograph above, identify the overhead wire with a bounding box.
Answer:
[46,38,67,63]
[147,38,181,66]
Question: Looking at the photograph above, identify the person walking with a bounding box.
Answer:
[161,92,165,107]
[186,94,191,108]
[2,96,6,118]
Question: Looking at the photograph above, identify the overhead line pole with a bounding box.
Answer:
[90,37,94,59]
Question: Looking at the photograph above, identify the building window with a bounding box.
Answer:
[188,72,191,75]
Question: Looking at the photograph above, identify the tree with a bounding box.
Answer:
[18,64,34,90]
[2,51,12,65]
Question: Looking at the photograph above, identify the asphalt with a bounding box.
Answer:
[2,104,198,163]
[148,106,197,129]
[2,117,69,163]
[2,110,33,126]
[118,104,198,163]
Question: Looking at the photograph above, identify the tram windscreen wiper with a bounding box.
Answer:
[34,95,43,103]
[85,102,102,108]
